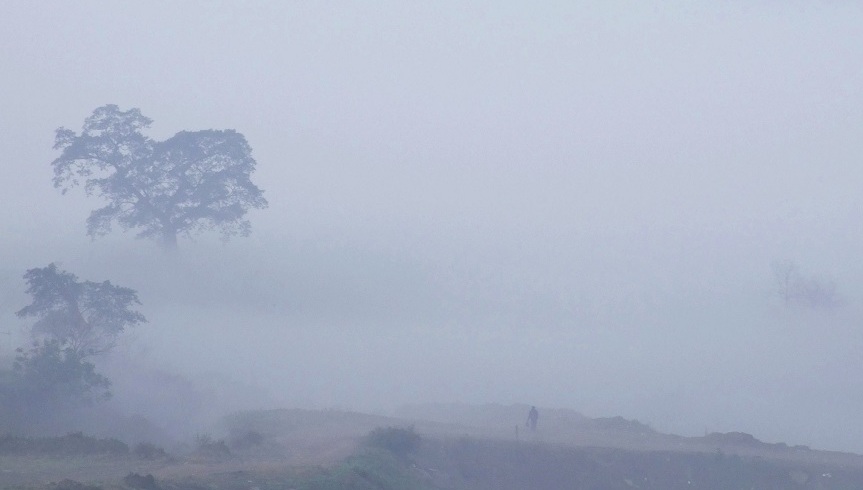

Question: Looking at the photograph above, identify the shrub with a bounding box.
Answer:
[364,426,421,456]
[52,479,103,490]
[228,429,265,450]
[133,442,168,460]
[122,472,162,490]
[193,433,231,460]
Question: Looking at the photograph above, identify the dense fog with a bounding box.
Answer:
[2,2,863,452]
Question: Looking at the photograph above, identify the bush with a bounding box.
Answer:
[12,339,111,406]
[122,472,162,490]
[133,442,168,460]
[193,433,231,460]
[363,426,421,456]
[228,429,265,449]
[52,479,103,490]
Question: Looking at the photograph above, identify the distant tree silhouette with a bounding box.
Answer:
[771,260,841,310]
[51,105,268,248]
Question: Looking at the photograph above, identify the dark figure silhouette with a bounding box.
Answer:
[526,406,539,431]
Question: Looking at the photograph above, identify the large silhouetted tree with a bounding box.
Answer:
[51,105,268,248]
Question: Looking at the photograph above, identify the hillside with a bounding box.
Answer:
[4,405,863,489]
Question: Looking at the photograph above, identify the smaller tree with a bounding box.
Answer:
[772,260,799,306]
[771,260,842,310]
[15,263,146,358]
[3,265,144,425]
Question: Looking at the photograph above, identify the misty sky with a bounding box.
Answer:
[2,1,863,452]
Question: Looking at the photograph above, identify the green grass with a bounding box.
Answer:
[297,448,433,490]
[0,433,128,456]
[149,447,431,490]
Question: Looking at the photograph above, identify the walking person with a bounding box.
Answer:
[526,405,539,431]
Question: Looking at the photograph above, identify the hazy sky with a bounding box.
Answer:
[2,1,863,452]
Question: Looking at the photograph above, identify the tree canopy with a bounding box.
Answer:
[52,105,268,248]
[16,263,146,358]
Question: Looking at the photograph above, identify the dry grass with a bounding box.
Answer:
[6,407,863,489]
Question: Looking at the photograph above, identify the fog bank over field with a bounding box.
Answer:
[2,1,863,452]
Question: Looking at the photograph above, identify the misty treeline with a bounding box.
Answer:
[0,105,266,434]
[772,260,842,310]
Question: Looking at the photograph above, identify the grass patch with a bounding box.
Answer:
[297,448,432,490]
[0,432,128,456]
[148,448,431,490]
[51,479,104,490]
[363,426,421,457]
